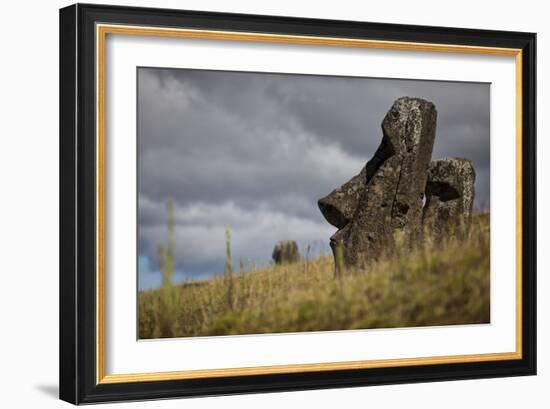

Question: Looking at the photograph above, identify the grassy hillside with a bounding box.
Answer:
[139,213,490,339]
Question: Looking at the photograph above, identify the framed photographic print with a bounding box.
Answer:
[59,3,536,404]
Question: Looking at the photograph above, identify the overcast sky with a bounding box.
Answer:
[137,67,490,290]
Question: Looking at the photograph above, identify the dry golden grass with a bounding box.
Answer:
[139,213,490,339]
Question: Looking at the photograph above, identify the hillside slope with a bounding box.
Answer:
[139,213,490,339]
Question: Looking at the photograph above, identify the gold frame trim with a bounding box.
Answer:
[96,23,523,385]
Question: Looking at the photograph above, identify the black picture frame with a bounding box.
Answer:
[60,3,536,404]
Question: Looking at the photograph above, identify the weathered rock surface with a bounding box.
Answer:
[319,97,438,268]
[272,240,300,264]
[423,158,476,240]
[318,166,367,229]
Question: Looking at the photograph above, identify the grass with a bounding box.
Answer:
[138,213,490,339]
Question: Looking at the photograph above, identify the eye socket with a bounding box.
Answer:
[425,181,460,202]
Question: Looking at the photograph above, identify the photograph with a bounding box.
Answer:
[56,3,536,404]
[136,67,491,339]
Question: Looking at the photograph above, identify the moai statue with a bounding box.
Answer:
[272,240,300,264]
[422,158,476,241]
[318,97,437,270]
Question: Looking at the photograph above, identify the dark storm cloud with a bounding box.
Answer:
[137,68,490,284]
